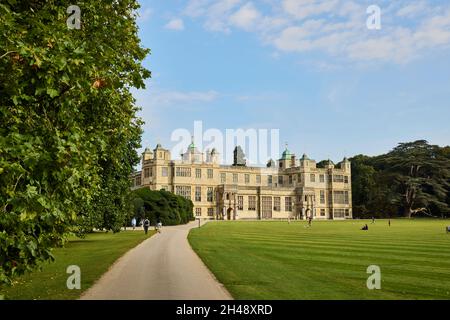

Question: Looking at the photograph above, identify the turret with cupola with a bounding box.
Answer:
[278,145,294,169]
[181,137,203,163]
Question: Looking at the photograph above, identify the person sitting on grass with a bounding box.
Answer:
[361,224,369,231]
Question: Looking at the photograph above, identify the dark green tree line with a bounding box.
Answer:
[351,140,450,218]
[130,189,195,226]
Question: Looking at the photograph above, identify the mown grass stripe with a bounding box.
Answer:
[189,219,450,300]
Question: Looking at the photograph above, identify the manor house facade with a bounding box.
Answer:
[131,142,352,220]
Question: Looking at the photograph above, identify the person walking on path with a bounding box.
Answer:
[143,218,150,235]
[131,217,137,230]
[308,216,312,227]
[156,220,162,233]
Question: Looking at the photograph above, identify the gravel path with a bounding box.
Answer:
[80,221,232,300]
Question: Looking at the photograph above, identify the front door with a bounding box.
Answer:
[227,208,233,220]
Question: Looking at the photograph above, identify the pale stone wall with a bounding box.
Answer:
[131,145,352,220]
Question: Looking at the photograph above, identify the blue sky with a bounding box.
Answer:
[133,0,450,165]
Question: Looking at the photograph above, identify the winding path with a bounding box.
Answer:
[81,221,232,300]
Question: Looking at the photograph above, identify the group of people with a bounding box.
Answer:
[361,217,391,230]
[302,215,391,231]
[130,217,162,235]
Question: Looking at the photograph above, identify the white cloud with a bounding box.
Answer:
[133,88,219,133]
[182,0,450,64]
[137,7,153,23]
[165,18,185,31]
[229,2,261,30]
[148,90,219,106]
[282,0,339,20]
[185,0,242,33]
[397,1,427,18]
[185,0,214,18]
[414,10,450,48]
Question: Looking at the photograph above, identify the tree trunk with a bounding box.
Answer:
[404,206,412,218]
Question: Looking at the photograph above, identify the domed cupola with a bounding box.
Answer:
[279,144,294,169]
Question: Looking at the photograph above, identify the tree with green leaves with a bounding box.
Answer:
[351,140,450,218]
[0,0,150,285]
[350,155,377,217]
[374,140,450,218]
[131,189,194,226]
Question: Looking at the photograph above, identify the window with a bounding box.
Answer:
[319,174,325,183]
[310,174,316,182]
[207,187,213,202]
[196,168,201,179]
[262,197,272,219]
[298,173,302,182]
[320,190,325,204]
[345,209,350,217]
[320,209,326,216]
[274,197,281,211]
[256,175,261,184]
[161,185,168,191]
[237,196,244,210]
[176,167,191,177]
[207,169,213,179]
[144,168,151,178]
[278,176,283,185]
[289,175,293,185]
[245,174,250,184]
[175,186,191,200]
[233,173,238,183]
[248,196,256,211]
[333,191,349,204]
[333,175,344,183]
[268,175,272,186]
[344,176,349,184]
[162,167,168,177]
[334,209,345,218]
[285,197,292,211]
[135,176,141,186]
[195,186,201,202]
[208,208,214,217]
[334,191,344,204]
[221,172,226,183]
[195,208,202,217]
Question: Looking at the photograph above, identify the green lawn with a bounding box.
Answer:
[188,219,450,300]
[1,230,154,300]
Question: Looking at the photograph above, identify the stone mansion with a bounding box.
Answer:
[131,142,352,220]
